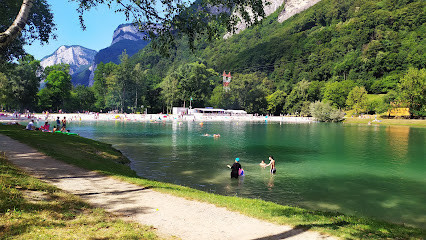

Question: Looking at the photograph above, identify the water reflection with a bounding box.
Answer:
[386,126,409,161]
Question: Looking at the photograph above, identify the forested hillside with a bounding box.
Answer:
[1,0,424,117]
[114,0,424,116]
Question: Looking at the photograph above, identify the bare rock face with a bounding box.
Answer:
[278,0,322,23]
[111,23,147,45]
[224,0,322,39]
[40,45,97,75]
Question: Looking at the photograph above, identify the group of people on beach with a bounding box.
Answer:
[227,155,276,179]
[25,116,68,133]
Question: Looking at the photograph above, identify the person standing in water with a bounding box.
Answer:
[227,158,242,179]
[56,117,61,127]
[266,155,276,174]
[61,117,67,128]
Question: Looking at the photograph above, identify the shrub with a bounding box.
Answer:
[310,101,345,122]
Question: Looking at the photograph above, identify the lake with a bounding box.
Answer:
[67,120,425,228]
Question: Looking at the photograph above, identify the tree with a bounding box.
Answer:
[116,51,133,113]
[69,85,96,112]
[39,69,72,111]
[0,0,55,60]
[92,62,118,110]
[7,55,42,110]
[346,86,368,114]
[132,63,149,113]
[160,71,180,113]
[283,80,310,114]
[0,0,34,48]
[266,90,286,115]
[322,80,356,109]
[231,73,268,114]
[397,67,426,117]
[1,0,265,54]
[0,72,9,110]
[177,62,217,107]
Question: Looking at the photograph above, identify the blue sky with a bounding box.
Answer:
[24,1,131,60]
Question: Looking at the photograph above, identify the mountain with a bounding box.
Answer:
[40,24,151,86]
[125,0,425,115]
[40,45,97,76]
[87,23,151,85]
[94,23,150,65]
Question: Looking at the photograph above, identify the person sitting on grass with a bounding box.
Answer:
[41,121,50,132]
[52,125,58,132]
[25,120,35,130]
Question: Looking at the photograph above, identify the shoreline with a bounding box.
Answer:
[0,112,314,124]
[2,112,425,127]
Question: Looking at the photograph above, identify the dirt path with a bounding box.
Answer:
[0,134,337,240]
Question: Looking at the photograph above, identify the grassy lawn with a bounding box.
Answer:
[1,124,425,239]
[0,152,161,240]
[343,117,426,127]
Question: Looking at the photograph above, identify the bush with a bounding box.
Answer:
[310,101,345,122]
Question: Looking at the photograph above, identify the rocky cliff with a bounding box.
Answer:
[224,0,322,38]
[40,24,150,86]
[40,45,97,76]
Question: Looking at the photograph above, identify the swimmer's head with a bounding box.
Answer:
[235,158,240,162]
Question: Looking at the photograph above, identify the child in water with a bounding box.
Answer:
[259,160,267,168]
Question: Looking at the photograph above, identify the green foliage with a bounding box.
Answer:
[266,90,286,115]
[69,85,97,112]
[0,72,9,110]
[0,0,56,62]
[4,55,42,111]
[323,80,356,109]
[397,67,426,117]
[346,86,368,114]
[160,61,217,112]
[3,0,425,115]
[229,73,268,113]
[310,101,345,122]
[284,80,310,114]
[38,69,72,111]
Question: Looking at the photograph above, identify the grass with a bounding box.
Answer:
[343,116,426,127]
[0,152,161,240]
[1,124,425,239]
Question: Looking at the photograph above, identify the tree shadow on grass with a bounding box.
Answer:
[253,221,349,240]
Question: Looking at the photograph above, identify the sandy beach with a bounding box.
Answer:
[0,112,314,124]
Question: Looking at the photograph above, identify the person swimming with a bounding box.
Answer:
[259,160,267,168]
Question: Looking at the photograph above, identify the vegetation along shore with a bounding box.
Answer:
[0,124,425,239]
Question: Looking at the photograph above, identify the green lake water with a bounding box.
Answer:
[67,121,425,228]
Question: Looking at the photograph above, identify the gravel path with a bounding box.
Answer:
[0,134,337,240]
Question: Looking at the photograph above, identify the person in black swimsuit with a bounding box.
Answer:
[227,158,242,179]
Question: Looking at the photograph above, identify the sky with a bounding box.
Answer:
[24,1,131,60]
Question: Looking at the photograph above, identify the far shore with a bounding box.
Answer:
[0,112,313,124]
[1,112,425,127]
